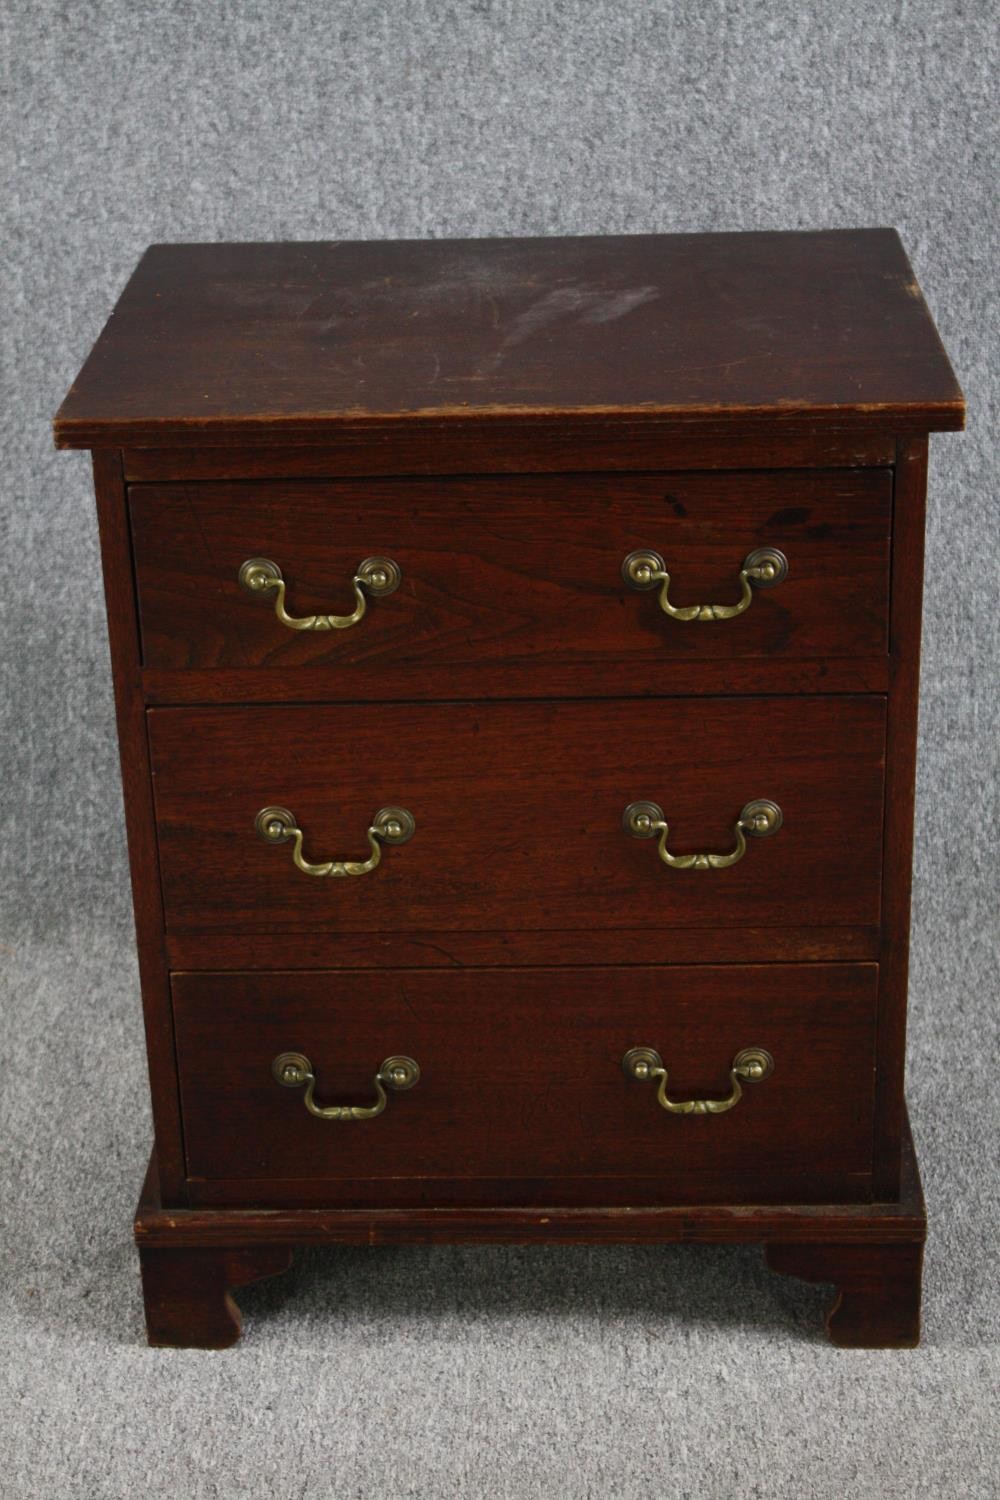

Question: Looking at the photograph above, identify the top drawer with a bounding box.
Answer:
[130,470,891,679]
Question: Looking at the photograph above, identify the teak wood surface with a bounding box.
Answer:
[56,231,964,1346]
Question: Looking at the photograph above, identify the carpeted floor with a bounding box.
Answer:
[2,2,997,1496]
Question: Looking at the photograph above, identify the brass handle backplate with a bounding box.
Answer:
[272,1051,420,1120]
[622,546,788,621]
[239,555,401,631]
[623,1046,774,1115]
[623,798,782,870]
[256,804,415,878]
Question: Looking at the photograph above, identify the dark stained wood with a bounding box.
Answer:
[130,470,892,673]
[141,657,891,704]
[90,452,185,1201]
[165,925,880,971]
[171,965,878,1206]
[184,1170,873,1211]
[873,436,929,1196]
[139,1244,293,1348]
[134,1117,924,1345]
[765,1239,923,1347]
[121,428,897,480]
[54,232,964,449]
[136,1111,924,1248]
[141,1201,923,1246]
[147,697,887,935]
[179,1170,875,1218]
[62,231,957,1347]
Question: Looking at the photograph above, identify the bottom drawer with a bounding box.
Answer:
[172,964,877,1208]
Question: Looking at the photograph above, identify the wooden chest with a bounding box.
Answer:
[54,230,963,1346]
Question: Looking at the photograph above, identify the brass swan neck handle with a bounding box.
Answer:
[623,1046,774,1115]
[622,799,782,870]
[272,1052,420,1120]
[622,546,788,621]
[239,555,401,631]
[255,805,415,878]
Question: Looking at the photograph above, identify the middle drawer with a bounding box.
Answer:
[149,697,885,934]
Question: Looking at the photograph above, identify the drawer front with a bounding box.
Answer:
[131,470,891,676]
[172,964,878,1207]
[149,697,886,934]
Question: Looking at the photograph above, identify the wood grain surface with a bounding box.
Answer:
[122,428,897,482]
[130,469,892,674]
[58,229,956,1348]
[163,924,880,971]
[148,696,886,934]
[171,963,878,1206]
[54,231,964,448]
[90,452,186,1198]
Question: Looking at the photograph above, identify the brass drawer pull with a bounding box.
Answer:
[622,546,787,621]
[622,798,782,869]
[255,804,415,877]
[623,1046,774,1115]
[272,1051,420,1120]
[239,555,401,631]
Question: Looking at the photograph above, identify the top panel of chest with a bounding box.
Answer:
[54,230,963,451]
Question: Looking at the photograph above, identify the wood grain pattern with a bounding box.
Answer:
[139,1243,293,1349]
[140,657,891,704]
[171,964,878,1206]
[59,229,957,1348]
[129,470,892,674]
[148,696,886,935]
[182,1169,874,1211]
[90,451,186,1200]
[140,1200,923,1247]
[121,428,897,481]
[765,1241,923,1347]
[872,436,929,1196]
[54,232,964,449]
[164,925,880,971]
[135,1110,924,1248]
[134,1117,924,1345]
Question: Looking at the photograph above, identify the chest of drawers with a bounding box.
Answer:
[55,230,963,1348]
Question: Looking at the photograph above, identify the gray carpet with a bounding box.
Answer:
[2,2,997,1496]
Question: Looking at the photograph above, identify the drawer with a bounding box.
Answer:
[172,964,878,1207]
[149,697,886,934]
[130,470,892,677]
